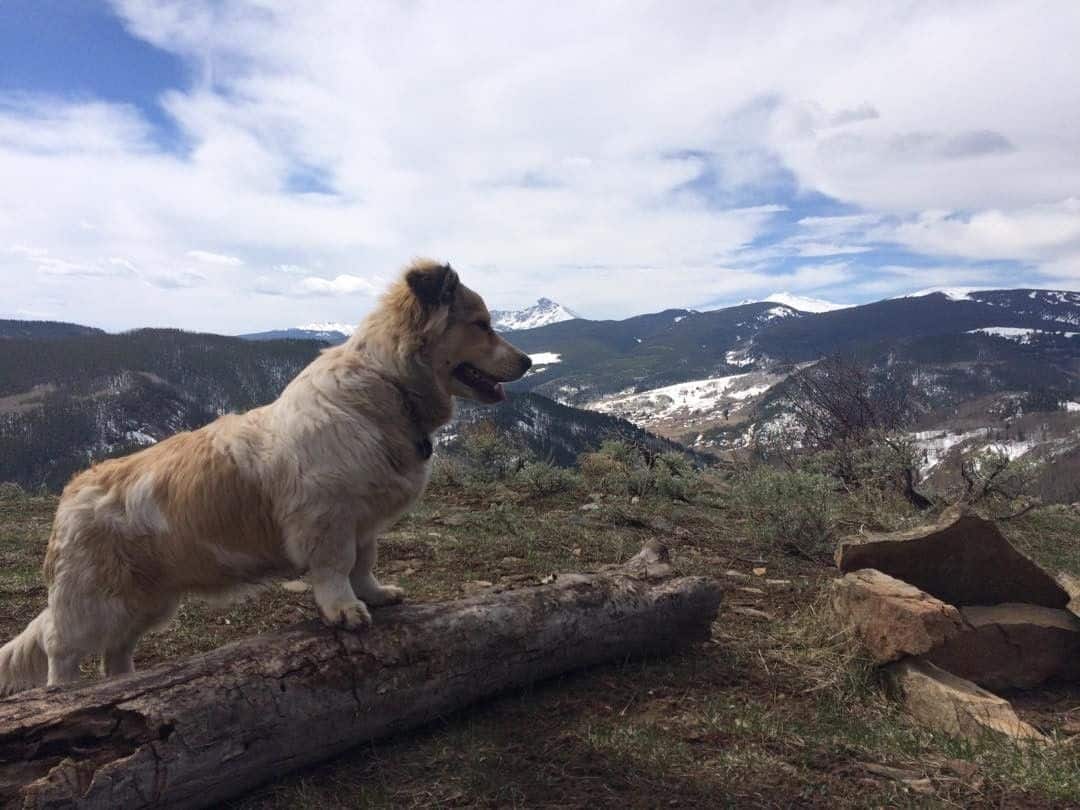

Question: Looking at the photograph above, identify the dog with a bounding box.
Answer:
[0,260,531,694]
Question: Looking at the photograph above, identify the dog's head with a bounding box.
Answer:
[401,260,531,403]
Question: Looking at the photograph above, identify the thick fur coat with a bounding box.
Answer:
[0,260,531,694]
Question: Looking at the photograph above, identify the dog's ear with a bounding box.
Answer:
[406,262,458,308]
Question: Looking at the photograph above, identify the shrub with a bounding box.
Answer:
[578,441,698,500]
[732,465,838,558]
[454,423,531,482]
[428,456,468,489]
[517,461,581,497]
[0,481,26,501]
[652,451,697,501]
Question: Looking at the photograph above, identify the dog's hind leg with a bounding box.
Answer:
[350,534,404,607]
[102,642,136,677]
[101,597,176,679]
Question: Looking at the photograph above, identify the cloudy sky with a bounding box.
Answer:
[1,1,1079,332]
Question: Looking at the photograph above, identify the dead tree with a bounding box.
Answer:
[0,543,721,809]
[784,355,931,508]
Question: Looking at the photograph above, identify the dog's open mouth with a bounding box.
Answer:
[452,363,507,403]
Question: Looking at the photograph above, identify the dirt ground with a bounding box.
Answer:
[1,482,1079,808]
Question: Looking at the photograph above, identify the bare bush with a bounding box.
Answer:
[780,355,931,509]
[959,448,1039,519]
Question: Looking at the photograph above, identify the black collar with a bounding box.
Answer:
[367,368,433,461]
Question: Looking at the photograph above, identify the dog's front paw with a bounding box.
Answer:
[321,599,372,630]
[365,584,405,607]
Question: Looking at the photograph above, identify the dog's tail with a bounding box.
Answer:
[0,609,49,696]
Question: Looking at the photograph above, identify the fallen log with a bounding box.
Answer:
[0,541,721,809]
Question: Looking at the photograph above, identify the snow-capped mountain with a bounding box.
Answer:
[490,298,577,332]
[298,321,356,336]
[763,292,851,313]
[896,287,981,301]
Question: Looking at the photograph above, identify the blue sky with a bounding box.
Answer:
[1,1,1079,331]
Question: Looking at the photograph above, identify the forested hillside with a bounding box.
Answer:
[0,330,320,489]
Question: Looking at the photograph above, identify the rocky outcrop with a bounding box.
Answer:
[830,509,1079,742]
[926,604,1080,691]
[829,570,964,664]
[835,509,1069,609]
[884,660,1047,743]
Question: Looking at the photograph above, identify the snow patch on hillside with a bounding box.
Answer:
[764,292,851,313]
[912,427,1040,473]
[912,429,989,472]
[968,326,1079,344]
[529,352,562,365]
[588,373,779,425]
[764,305,797,320]
[725,349,755,368]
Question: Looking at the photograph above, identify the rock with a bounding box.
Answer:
[280,579,311,593]
[648,516,674,533]
[764,579,793,589]
[630,496,640,505]
[926,604,1080,690]
[579,502,600,512]
[1058,572,1080,617]
[829,569,964,664]
[836,509,1069,609]
[884,659,1046,742]
[858,763,934,795]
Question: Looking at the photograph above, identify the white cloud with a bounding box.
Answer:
[295,274,381,297]
[187,250,244,266]
[889,200,1080,263]
[0,1,1078,330]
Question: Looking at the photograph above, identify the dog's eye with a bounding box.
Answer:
[474,320,493,333]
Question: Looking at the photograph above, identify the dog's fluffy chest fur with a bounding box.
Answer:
[264,349,438,531]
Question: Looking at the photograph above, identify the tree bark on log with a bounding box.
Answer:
[0,542,721,809]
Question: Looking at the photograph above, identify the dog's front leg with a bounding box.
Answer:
[304,530,372,630]
[350,534,405,607]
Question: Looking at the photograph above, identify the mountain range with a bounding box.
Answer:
[2,287,1079,498]
[239,298,578,344]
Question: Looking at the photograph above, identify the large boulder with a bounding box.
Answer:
[836,509,1069,609]
[829,569,965,664]
[1059,572,1080,618]
[885,659,1047,742]
[926,604,1080,691]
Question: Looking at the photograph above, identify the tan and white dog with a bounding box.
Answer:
[0,260,531,694]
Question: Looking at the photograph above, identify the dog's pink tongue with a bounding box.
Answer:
[495,382,507,402]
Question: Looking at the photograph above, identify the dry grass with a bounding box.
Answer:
[1,476,1078,808]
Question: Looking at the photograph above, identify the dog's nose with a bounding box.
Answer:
[519,354,533,374]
